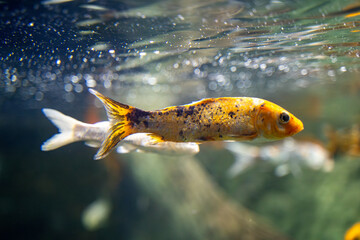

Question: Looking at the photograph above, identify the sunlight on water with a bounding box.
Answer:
[1,0,360,106]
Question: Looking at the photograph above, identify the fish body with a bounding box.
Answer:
[89,89,303,160]
[133,97,261,142]
[345,222,360,240]
[41,108,109,151]
[226,139,334,177]
[41,108,199,155]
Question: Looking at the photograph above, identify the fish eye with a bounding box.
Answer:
[279,112,290,124]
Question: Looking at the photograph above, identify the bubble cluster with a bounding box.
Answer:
[1,0,359,107]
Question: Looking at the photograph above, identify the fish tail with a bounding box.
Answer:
[41,108,83,151]
[225,142,259,177]
[89,89,134,160]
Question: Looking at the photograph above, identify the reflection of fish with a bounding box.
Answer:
[89,89,303,159]
[226,138,333,177]
[345,222,360,240]
[41,108,199,156]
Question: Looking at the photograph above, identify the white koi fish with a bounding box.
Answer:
[226,138,334,177]
[41,108,199,156]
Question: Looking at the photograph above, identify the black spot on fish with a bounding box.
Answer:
[179,130,184,139]
[142,120,149,128]
[228,111,235,118]
[199,103,206,108]
[219,134,223,138]
[184,106,195,117]
[260,103,265,108]
[175,106,196,118]
[204,124,210,128]
[127,109,151,125]
[175,107,184,117]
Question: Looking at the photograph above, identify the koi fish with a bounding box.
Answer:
[89,89,304,160]
[226,139,334,177]
[41,108,199,155]
[345,222,360,240]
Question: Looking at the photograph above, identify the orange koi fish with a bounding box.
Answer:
[89,89,304,160]
[345,222,360,240]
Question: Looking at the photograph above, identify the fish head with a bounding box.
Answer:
[255,100,304,139]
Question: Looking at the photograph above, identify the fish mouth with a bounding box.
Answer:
[290,120,304,136]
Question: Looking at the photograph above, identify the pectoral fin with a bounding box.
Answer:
[146,133,165,144]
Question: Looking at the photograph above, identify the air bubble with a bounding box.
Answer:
[208,81,217,90]
[260,63,267,71]
[74,84,83,93]
[71,75,79,83]
[86,79,96,88]
[64,83,73,92]
[35,92,44,101]
[300,69,308,75]
[104,79,112,89]
[64,92,75,103]
[11,75,17,82]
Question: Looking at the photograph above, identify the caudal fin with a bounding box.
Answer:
[89,89,134,160]
[41,108,83,151]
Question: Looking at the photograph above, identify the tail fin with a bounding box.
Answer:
[89,89,134,160]
[225,142,259,177]
[41,108,83,151]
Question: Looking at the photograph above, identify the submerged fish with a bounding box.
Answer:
[41,108,199,155]
[345,222,360,240]
[89,89,304,160]
[226,139,334,177]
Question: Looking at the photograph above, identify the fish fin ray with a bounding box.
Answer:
[146,133,165,144]
[89,89,131,124]
[94,122,132,159]
[89,89,135,159]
